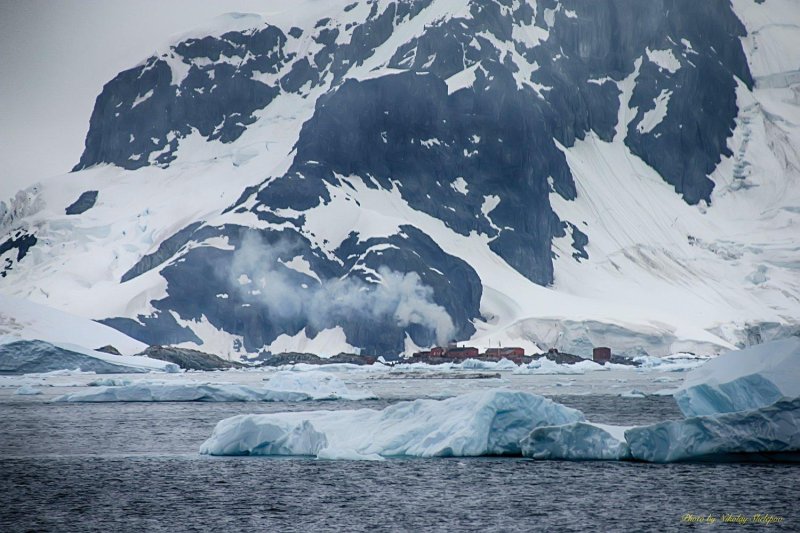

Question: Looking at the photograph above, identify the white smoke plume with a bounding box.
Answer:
[228,232,456,345]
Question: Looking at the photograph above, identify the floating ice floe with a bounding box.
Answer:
[673,337,800,416]
[512,358,603,375]
[200,390,585,458]
[261,371,375,401]
[14,384,43,396]
[53,372,374,402]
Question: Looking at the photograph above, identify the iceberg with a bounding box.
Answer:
[200,390,585,458]
[521,422,631,461]
[14,384,43,395]
[512,358,590,375]
[626,397,800,462]
[521,397,800,462]
[54,372,374,402]
[54,382,269,402]
[261,371,375,400]
[674,337,800,416]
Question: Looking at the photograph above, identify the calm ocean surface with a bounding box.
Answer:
[1,396,797,532]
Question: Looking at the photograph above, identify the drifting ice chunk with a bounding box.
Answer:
[626,397,800,462]
[54,373,374,402]
[54,383,269,402]
[15,384,43,395]
[674,337,800,416]
[200,390,585,458]
[262,371,375,400]
[521,422,631,460]
[513,357,588,375]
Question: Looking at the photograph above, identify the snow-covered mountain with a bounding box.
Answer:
[1,0,799,359]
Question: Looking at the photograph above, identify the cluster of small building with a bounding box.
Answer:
[410,345,614,365]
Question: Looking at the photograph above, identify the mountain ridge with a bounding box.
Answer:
[1,0,798,358]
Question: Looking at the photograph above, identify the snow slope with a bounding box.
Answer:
[1,0,798,358]
[0,295,146,354]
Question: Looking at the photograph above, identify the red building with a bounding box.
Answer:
[445,347,479,359]
[593,347,612,364]
[485,347,525,357]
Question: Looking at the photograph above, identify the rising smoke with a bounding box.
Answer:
[228,232,456,344]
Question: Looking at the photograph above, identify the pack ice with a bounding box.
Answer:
[200,390,585,459]
[53,371,374,402]
[673,337,800,416]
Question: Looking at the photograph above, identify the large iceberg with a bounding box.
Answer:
[54,372,374,402]
[200,390,585,458]
[674,337,800,416]
[626,397,800,462]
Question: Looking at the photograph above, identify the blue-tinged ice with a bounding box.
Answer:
[521,422,632,460]
[674,337,800,416]
[626,396,800,462]
[53,371,374,402]
[200,390,585,458]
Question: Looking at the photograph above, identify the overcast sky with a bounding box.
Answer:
[0,0,283,199]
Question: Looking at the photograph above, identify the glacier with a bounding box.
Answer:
[0,339,178,375]
[53,371,374,402]
[673,337,800,416]
[200,390,585,458]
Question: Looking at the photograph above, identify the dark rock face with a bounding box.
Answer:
[70,0,752,356]
[256,351,377,366]
[104,224,481,356]
[0,231,37,278]
[0,340,147,374]
[95,345,122,356]
[138,345,242,371]
[121,222,203,282]
[74,25,288,171]
[65,191,98,215]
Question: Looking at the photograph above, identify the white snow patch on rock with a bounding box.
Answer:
[645,48,681,74]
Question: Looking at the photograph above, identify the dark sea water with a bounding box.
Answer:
[1,396,797,532]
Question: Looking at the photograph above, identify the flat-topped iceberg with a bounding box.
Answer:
[674,337,800,416]
[200,390,585,458]
[54,372,375,402]
[54,382,269,402]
